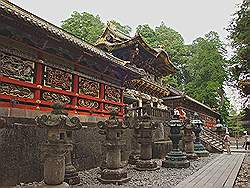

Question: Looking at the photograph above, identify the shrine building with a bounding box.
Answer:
[0,0,141,185]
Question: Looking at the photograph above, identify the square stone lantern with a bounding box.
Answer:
[35,103,82,188]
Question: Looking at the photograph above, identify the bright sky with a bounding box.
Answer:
[9,0,242,44]
[8,0,244,112]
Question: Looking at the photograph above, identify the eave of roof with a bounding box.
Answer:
[96,27,177,75]
[0,0,142,79]
[162,88,220,116]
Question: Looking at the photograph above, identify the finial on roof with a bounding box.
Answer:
[107,21,116,30]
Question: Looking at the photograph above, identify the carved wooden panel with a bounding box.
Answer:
[104,104,121,112]
[44,66,72,91]
[42,91,71,104]
[105,85,121,102]
[0,82,34,98]
[78,77,100,98]
[78,98,99,109]
[0,52,35,82]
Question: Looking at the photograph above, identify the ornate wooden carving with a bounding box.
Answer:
[44,66,72,91]
[0,52,35,82]
[0,82,34,98]
[78,98,99,109]
[104,104,121,112]
[78,77,100,98]
[105,85,121,102]
[42,91,71,104]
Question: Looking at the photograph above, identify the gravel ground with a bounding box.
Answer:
[15,154,220,188]
[74,153,220,188]
[234,153,250,188]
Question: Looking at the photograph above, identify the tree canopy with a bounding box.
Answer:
[61,11,104,44]
[228,0,250,82]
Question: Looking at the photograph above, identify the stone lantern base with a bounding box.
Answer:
[128,153,140,165]
[162,150,190,168]
[64,167,81,185]
[134,160,160,171]
[186,152,198,160]
[98,168,131,184]
[194,143,209,157]
[38,182,69,188]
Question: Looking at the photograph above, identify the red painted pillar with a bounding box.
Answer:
[100,83,105,115]
[120,88,124,116]
[34,63,43,110]
[72,75,79,114]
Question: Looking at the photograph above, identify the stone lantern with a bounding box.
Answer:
[183,118,198,160]
[97,111,131,184]
[215,119,224,138]
[162,110,190,168]
[133,104,159,171]
[191,112,209,157]
[36,103,82,188]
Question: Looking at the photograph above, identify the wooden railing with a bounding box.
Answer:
[127,105,171,122]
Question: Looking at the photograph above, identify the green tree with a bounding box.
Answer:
[136,22,190,88]
[61,11,105,44]
[228,0,250,81]
[109,20,132,35]
[185,31,228,109]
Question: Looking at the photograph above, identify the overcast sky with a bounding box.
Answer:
[9,0,242,44]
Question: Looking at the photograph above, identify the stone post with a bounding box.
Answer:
[128,129,140,165]
[64,131,81,185]
[97,111,131,184]
[36,103,82,188]
[192,112,209,157]
[133,104,159,171]
[162,110,190,168]
[183,119,198,160]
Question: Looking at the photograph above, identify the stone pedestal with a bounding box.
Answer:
[64,131,81,185]
[184,125,198,160]
[128,129,140,165]
[42,143,72,186]
[64,150,81,185]
[192,113,209,157]
[162,111,190,168]
[193,142,209,157]
[97,112,131,184]
[134,123,159,171]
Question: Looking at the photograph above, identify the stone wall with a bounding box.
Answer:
[0,116,135,186]
[0,108,171,186]
[0,126,45,186]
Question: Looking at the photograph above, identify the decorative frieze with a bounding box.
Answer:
[42,91,71,104]
[44,66,72,91]
[104,104,121,112]
[105,85,121,102]
[79,77,100,98]
[78,98,99,109]
[0,52,34,82]
[0,82,34,98]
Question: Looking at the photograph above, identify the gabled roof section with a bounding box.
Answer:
[162,87,220,117]
[96,26,177,77]
[0,0,143,79]
[96,24,131,45]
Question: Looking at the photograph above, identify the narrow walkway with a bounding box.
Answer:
[174,153,245,188]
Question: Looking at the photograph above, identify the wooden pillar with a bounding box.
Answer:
[34,62,43,109]
[100,84,105,113]
[120,89,124,115]
[72,75,79,113]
